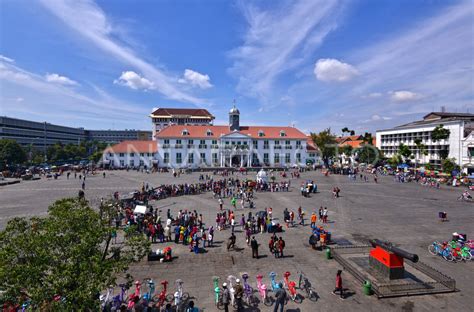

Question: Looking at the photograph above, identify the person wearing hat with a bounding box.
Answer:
[222,283,230,312]
[332,270,344,299]
[234,279,244,311]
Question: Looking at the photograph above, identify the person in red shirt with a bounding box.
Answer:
[332,270,344,299]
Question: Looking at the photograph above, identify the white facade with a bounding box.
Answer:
[156,134,311,168]
[376,113,474,170]
[103,152,158,168]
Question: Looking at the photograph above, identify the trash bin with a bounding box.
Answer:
[363,281,372,296]
[325,247,331,259]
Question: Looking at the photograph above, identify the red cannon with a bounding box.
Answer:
[369,239,419,280]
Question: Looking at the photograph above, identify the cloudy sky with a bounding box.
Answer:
[0,0,473,133]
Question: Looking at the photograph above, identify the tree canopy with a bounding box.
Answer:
[0,198,150,310]
[310,128,337,166]
[0,139,27,169]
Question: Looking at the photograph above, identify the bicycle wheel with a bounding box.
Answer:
[442,250,453,261]
[181,292,190,301]
[165,293,174,302]
[462,252,472,261]
[293,293,302,304]
[453,252,462,262]
[428,244,437,256]
[307,288,318,302]
[264,295,273,306]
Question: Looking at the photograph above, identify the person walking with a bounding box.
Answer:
[227,232,236,251]
[273,283,287,312]
[332,270,345,299]
[318,206,323,222]
[278,237,286,258]
[219,197,223,210]
[251,236,259,259]
[323,207,328,224]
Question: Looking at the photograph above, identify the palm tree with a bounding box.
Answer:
[414,138,428,168]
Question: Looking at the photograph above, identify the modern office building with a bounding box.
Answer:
[376,112,474,172]
[150,107,215,138]
[86,129,152,144]
[0,116,86,153]
[0,116,151,150]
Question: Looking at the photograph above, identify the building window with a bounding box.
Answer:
[296,153,301,163]
[130,153,134,157]
[130,160,134,167]
[164,152,169,163]
[188,153,194,164]
[285,140,290,145]
[263,153,269,164]
[253,140,258,149]
[285,153,291,163]
[120,160,124,166]
[296,141,302,148]
[258,130,264,137]
[274,154,280,164]
[188,139,194,144]
[200,139,206,145]
[119,153,124,157]
[176,139,182,144]
[176,153,182,164]
[200,153,206,161]
[206,129,213,136]
[139,160,144,166]
[140,153,144,156]
[212,140,217,145]
[469,147,474,157]
[164,139,170,144]
[212,153,218,164]
[280,130,286,137]
[182,129,189,136]
[264,140,269,149]
[274,140,280,145]
[309,153,315,157]
[108,153,113,157]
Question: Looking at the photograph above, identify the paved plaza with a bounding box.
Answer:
[1,170,473,311]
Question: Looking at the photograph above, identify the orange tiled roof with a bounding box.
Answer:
[306,137,318,151]
[339,137,376,148]
[156,125,308,139]
[104,141,158,153]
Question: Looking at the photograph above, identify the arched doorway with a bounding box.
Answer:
[232,155,240,167]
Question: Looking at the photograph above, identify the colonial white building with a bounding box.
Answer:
[150,108,215,138]
[376,112,474,172]
[155,105,319,168]
[102,141,158,168]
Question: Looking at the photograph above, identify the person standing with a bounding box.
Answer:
[219,197,223,210]
[323,207,328,224]
[234,279,244,311]
[273,283,287,312]
[332,270,345,299]
[222,283,230,312]
[310,212,317,228]
[251,236,259,259]
[318,207,323,222]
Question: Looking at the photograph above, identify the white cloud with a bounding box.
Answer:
[114,71,155,90]
[371,114,391,121]
[178,69,213,89]
[39,0,205,104]
[390,90,422,102]
[16,97,24,102]
[314,58,358,82]
[45,73,78,86]
[361,92,382,99]
[0,55,14,63]
[229,0,343,100]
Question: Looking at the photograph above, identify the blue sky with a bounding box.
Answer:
[0,0,472,134]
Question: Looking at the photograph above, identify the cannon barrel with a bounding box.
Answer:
[370,239,419,263]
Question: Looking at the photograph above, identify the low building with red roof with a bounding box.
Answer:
[102,140,158,168]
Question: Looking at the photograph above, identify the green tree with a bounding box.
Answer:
[310,128,337,166]
[0,198,150,310]
[414,138,428,167]
[356,145,381,164]
[441,157,458,174]
[0,139,27,169]
[431,124,450,160]
[339,145,353,156]
[397,143,412,162]
[361,132,374,145]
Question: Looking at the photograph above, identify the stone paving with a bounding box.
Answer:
[1,170,473,311]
